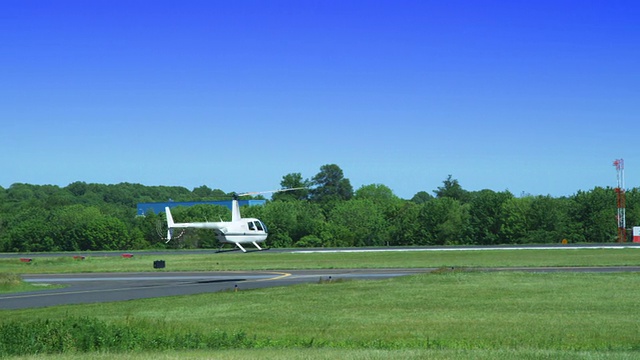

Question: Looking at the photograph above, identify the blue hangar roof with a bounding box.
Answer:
[137,200,266,216]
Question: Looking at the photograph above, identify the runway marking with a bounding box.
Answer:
[0,286,166,300]
[24,275,270,282]
[246,271,291,282]
[0,279,239,300]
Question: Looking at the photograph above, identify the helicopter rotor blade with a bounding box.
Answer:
[237,187,307,197]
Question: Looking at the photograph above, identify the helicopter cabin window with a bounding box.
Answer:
[255,221,264,231]
[248,221,255,231]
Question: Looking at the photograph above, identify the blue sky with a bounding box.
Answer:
[1,1,638,199]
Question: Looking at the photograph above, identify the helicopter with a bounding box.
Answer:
[164,188,304,252]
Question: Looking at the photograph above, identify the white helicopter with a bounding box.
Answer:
[164,188,304,252]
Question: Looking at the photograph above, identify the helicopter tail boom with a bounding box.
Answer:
[165,207,175,241]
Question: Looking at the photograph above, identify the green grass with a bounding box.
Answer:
[2,248,640,358]
[0,273,61,293]
[2,271,640,358]
[7,348,640,360]
[1,248,639,274]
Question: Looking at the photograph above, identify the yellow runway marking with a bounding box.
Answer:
[252,271,291,282]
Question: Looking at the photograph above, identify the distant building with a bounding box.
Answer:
[136,200,266,216]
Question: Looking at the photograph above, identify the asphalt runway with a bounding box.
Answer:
[1,269,432,310]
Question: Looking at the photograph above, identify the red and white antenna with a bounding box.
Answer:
[613,159,626,242]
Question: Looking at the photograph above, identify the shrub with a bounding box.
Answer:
[0,317,257,356]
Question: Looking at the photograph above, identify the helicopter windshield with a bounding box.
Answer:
[247,220,267,233]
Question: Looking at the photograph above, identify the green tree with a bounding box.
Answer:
[434,175,470,203]
[499,196,532,244]
[126,227,149,249]
[310,164,353,208]
[6,183,36,203]
[387,201,421,245]
[570,187,617,242]
[526,195,571,243]
[468,189,513,245]
[2,178,634,251]
[82,217,130,250]
[416,197,471,245]
[134,210,165,248]
[66,181,88,197]
[248,200,324,247]
[258,201,298,248]
[191,186,227,200]
[192,185,215,199]
[51,205,103,251]
[4,207,54,251]
[43,189,75,209]
[500,195,577,244]
[355,184,400,207]
[290,201,325,243]
[625,188,640,240]
[272,173,310,201]
[0,186,6,248]
[326,199,389,247]
[410,191,433,204]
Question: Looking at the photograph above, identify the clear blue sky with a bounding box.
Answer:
[1,1,638,199]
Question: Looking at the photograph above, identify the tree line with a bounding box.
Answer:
[0,164,637,252]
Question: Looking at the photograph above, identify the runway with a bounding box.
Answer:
[0,268,432,310]
[3,266,640,310]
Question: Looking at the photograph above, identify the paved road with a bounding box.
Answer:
[0,268,433,309]
[3,266,640,310]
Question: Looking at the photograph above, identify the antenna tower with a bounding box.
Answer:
[613,159,626,242]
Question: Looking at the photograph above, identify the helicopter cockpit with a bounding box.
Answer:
[247,220,268,233]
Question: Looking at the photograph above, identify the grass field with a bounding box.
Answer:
[1,248,640,359]
[9,349,640,360]
[0,273,62,294]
